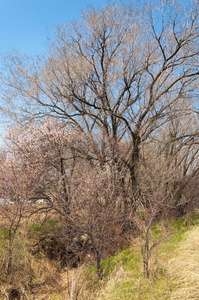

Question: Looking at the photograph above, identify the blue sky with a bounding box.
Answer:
[0,0,108,142]
[0,0,107,56]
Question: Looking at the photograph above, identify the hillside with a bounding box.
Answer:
[0,215,199,299]
[84,217,199,300]
[169,225,199,299]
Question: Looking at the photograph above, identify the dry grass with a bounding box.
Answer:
[84,221,199,300]
[97,266,132,300]
[0,205,198,299]
[169,226,199,299]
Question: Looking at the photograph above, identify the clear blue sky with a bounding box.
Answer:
[0,0,107,56]
[0,0,109,144]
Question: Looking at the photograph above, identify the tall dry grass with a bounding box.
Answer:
[169,226,199,299]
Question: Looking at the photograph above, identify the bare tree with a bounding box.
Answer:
[68,165,125,282]
[0,0,199,287]
[153,112,199,216]
[3,119,127,283]
[1,0,199,207]
[0,150,31,285]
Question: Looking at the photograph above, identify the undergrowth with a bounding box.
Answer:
[81,212,199,300]
[0,212,198,299]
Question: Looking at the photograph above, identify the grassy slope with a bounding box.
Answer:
[169,225,199,299]
[1,214,198,299]
[89,215,199,300]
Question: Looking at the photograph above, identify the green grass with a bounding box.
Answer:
[84,213,199,299]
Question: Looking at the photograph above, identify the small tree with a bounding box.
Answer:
[69,166,125,282]
[133,145,175,277]
[0,151,32,285]
[4,120,126,283]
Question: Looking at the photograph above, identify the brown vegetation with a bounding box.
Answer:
[0,0,198,298]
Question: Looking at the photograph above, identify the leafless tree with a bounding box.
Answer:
[3,120,126,283]
[0,150,31,285]
[130,147,173,278]
[0,0,198,287]
[1,0,199,207]
[68,165,125,282]
[152,112,199,216]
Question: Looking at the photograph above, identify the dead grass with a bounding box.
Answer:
[1,206,199,299]
[169,226,199,299]
[85,221,199,300]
